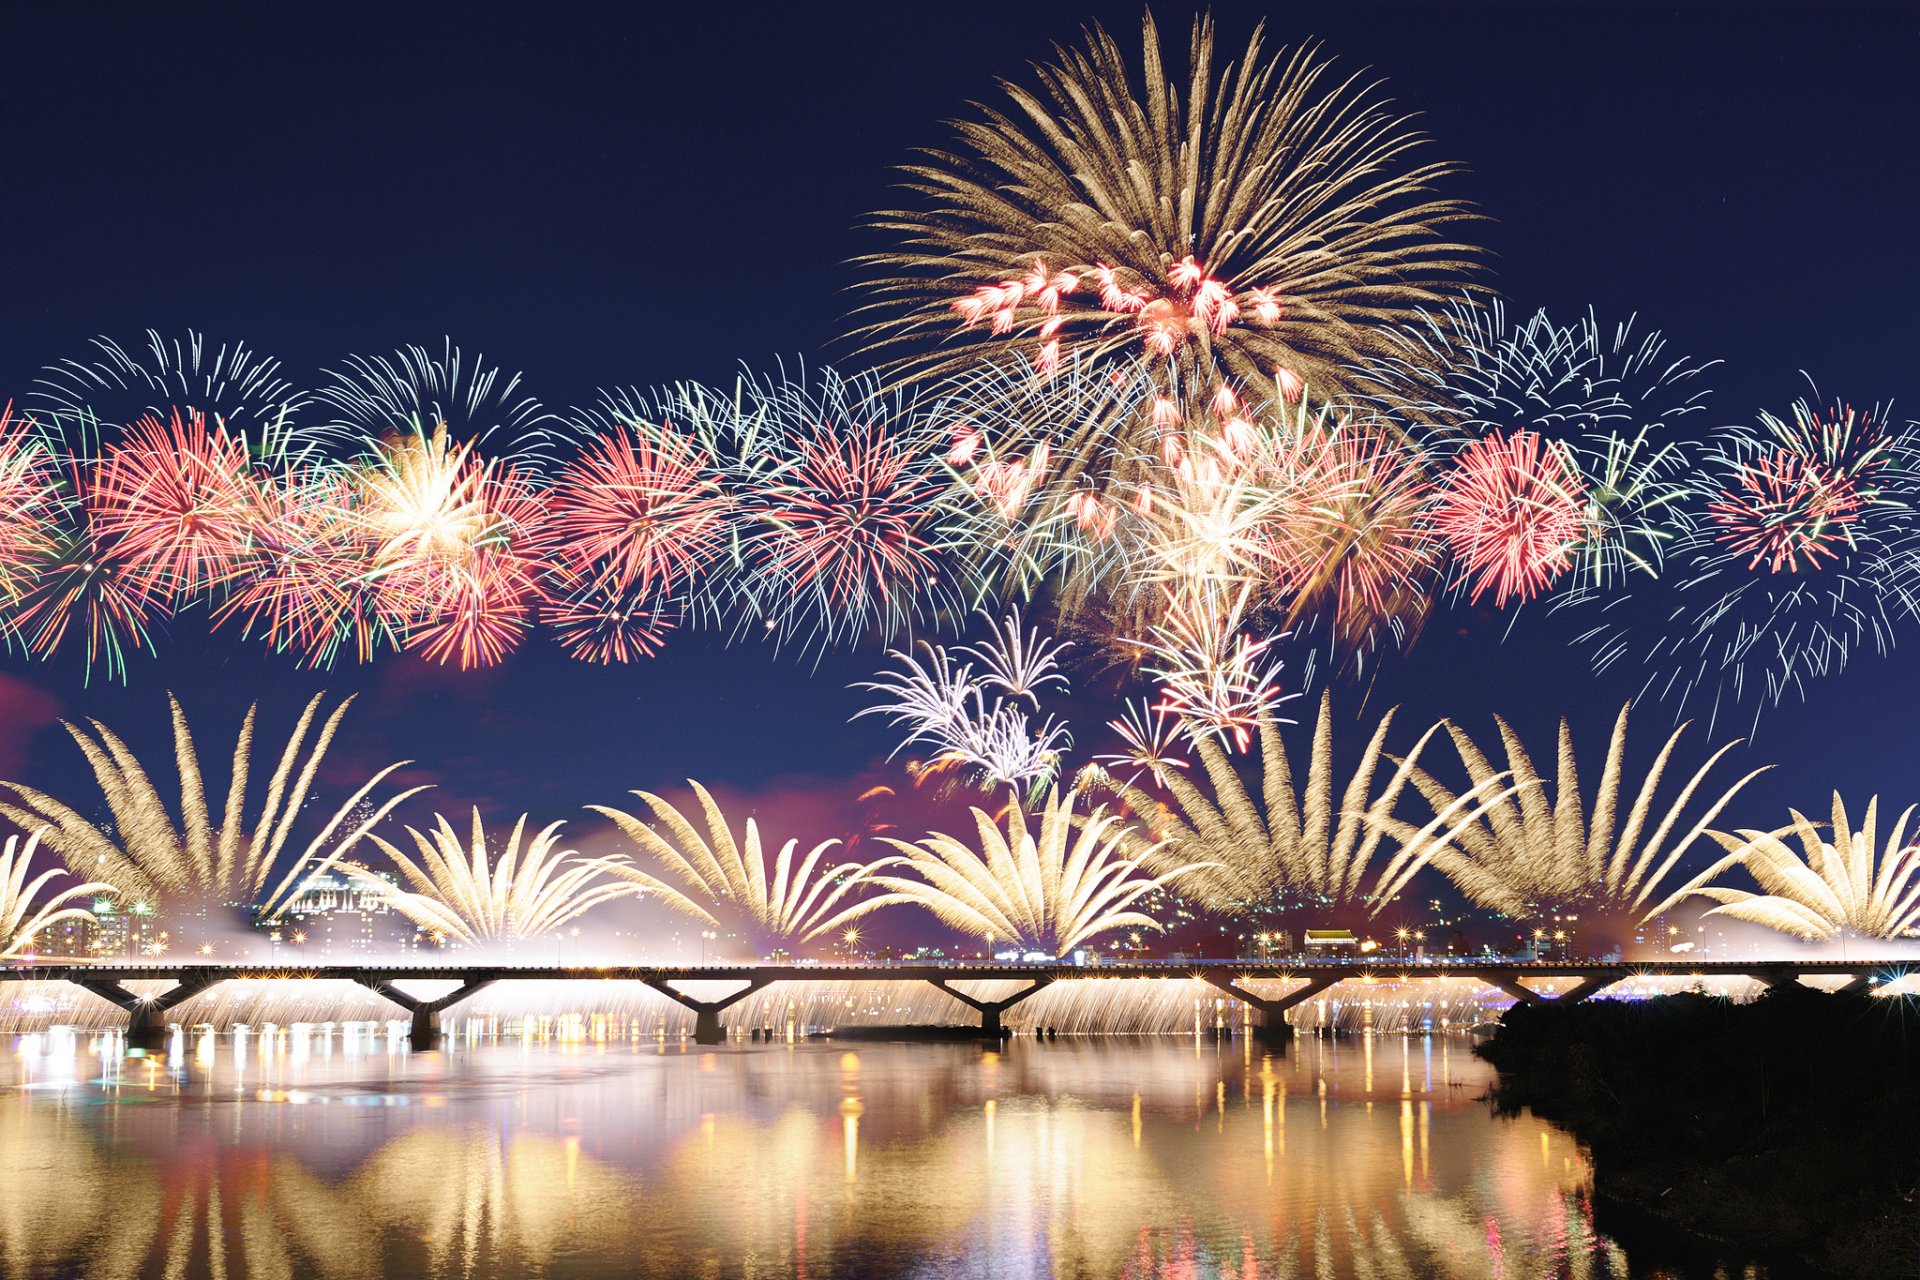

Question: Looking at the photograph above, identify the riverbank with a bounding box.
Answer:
[1476,985,1920,1278]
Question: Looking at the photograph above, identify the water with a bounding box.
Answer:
[0,1026,1774,1279]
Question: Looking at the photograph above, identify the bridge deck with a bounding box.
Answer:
[3,958,1905,1049]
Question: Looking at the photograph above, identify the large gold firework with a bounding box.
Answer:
[860,11,1481,404]
[1082,693,1504,914]
[591,782,891,947]
[1692,794,1920,941]
[1384,705,1769,922]
[0,830,110,959]
[354,810,640,945]
[0,693,423,920]
[871,787,1208,954]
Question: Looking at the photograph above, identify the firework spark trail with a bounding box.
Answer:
[590,782,893,948]
[1692,793,1920,940]
[859,12,1483,405]
[30,329,313,441]
[0,693,425,919]
[353,811,640,945]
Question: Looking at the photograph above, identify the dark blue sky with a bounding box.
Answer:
[1,1,1917,850]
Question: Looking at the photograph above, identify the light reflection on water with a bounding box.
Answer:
[0,1027,1766,1279]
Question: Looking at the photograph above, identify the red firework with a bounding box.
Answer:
[539,423,729,594]
[748,422,942,635]
[1707,448,1864,573]
[1431,430,1590,606]
[214,474,388,667]
[87,408,261,599]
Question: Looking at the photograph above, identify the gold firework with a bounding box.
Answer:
[0,692,423,919]
[1693,794,1920,941]
[0,830,111,959]
[860,11,1482,404]
[1082,693,1505,914]
[354,810,639,944]
[1385,705,1769,922]
[871,787,1209,954]
[590,782,890,946]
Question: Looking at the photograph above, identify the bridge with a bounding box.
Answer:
[0,958,1903,1050]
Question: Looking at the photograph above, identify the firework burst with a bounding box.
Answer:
[861,12,1482,403]
[0,830,111,960]
[871,787,1210,954]
[590,782,892,947]
[32,329,312,441]
[355,811,639,945]
[1693,794,1920,941]
[1429,430,1591,606]
[0,693,425,919]
[315,340,561,462]
[1384,704,1769,922]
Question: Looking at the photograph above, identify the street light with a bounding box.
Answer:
[700,930,718,963]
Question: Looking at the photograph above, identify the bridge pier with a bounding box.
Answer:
[1557,973,1625,1004]
[1834,973,1877,997]
[357,976,498,1051]
[644,976,771,1045]
[1466,972,1544,1006]
[927,976,1052,1039]
[1200,972,1337,1045]
[72,974,221,1052]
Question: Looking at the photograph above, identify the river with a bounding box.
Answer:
[0,1026,1777,1278]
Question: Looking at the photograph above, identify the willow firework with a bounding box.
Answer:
[860,12,1482,404]
[0,693,424,919]
[354,811,639,945]
[589,782,891,949]
[871,787,1209,954]
[1692,794,1920,941]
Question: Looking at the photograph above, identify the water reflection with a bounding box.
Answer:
[0,1028,1760,1279]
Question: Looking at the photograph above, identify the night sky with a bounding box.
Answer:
[2,1,1918,906]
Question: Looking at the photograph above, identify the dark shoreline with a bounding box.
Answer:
[1475,986,1920,1278]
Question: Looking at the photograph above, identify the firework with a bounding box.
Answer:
[0,830,111,959]
[1692,794,1920,941]
[7,527,160,683]
[1375,301,1714,590]
[860,12,1482,403]
[1129,584,1292,751]
[355,811,639,944]
[538,421,730,597]
[85,408,264,601]
[0,403,66,608]
[31,329,312,441]
[730,369,952,649]
[315,340,561,462]
[0,692,425,918]
[1089,698,1191,790]
[590,782,892,947]
[538,569,680,664]
[855,611,1075,793]
[1083,693,1501,913]
[1384,704,1769,922]
[1580,396,1920,732]
[871,788,1209,954]
[1429,430,1590,606]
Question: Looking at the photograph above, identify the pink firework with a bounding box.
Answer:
[1255,414,1439,647]
[394,466,547,668]
[1431,430,1591,606]
[10,529,161,681]
[1707,448,1864,573]
[540,423,729,595]
[87,408,261,600]
[747,422,943,640]
[214,474,389,667]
